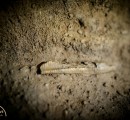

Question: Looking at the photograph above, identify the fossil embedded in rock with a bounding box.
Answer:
[39,61,117,75]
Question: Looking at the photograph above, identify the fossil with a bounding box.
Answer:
[39,61,117,75]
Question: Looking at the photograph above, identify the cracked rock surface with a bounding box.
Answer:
[0,0,130,120]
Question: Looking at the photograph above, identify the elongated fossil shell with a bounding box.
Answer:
[40,61,117,75]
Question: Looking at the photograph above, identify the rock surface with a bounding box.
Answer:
[0,0,130,120]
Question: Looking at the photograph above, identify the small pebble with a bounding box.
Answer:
[81,39,86,43]
[68,24,73,31]
[77,29,83,35]
[23,76,29,81]
[83,101,87,105]
[19,66,30,74]
[45,83,49,88]
[68,13,74,18]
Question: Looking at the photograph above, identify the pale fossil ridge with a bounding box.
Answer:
[39,61,118,75]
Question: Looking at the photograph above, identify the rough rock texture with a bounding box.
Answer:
[0,0,130,120]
